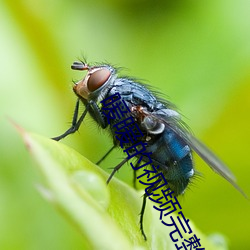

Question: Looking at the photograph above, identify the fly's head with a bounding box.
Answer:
[72,61,116,101]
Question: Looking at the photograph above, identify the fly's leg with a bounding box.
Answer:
[89,100,107,129]
[133,170,137,188]
[52,99,89,141]
[133,160,140,189]
[107,157,130,184]
[52,99,107,141]
[96,145,116,165]
[140,193,147,240]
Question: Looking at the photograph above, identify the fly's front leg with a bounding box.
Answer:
[52,99,89,141]
[88,100,107,129]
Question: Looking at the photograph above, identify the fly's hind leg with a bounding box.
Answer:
[140,193,148,240]
[132,160,141,189]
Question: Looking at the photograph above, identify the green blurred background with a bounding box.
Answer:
[1,0,250,249]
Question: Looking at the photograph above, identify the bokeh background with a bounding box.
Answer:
[1,0,250,249]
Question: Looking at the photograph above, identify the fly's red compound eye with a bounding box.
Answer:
[87,68,111,92]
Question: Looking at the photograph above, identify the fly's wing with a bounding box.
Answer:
[178,129,248,198]
[150,110,248,198]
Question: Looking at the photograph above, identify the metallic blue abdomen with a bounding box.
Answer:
[145,129,193,195]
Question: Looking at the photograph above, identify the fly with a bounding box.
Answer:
[52,60,246,239]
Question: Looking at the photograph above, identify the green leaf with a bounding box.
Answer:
[19,128,228,250]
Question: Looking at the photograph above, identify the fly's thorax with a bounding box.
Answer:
[73,64,117,102]
[141,116,165,134]
[139,108,180,135]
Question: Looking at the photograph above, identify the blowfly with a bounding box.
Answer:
[52,60,246,239]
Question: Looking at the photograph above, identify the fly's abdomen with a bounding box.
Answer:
[146,129,194,195]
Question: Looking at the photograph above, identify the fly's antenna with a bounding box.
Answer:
[71,61,89,71]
